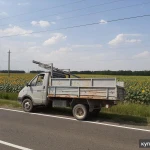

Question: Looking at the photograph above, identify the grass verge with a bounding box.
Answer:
[101,103,150,125]
[0,99,150,126]
[102,102,150,118]
[0,92,18,100]
[0,99,21,108]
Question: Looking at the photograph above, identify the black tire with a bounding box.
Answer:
[22,99,33,112]
[90,109,100,117]
[73,104,88,120]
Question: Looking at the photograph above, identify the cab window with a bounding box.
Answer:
[30,76,38,86]
[36,74,45,86]
[30,74,45,86]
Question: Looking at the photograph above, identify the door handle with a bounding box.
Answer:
[43,86,45,89]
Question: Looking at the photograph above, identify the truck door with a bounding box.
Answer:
[28,73,47,104]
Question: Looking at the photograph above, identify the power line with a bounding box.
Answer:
[0,14,150,39]
[0,0,125,27]
[59,1,150,22]
[0,0,86,20]
[107,14,150,23]
[1,1,149,28]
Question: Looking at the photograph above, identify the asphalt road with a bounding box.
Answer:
[0,108,150,150]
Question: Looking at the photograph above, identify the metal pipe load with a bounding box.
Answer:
[32,60,80,78]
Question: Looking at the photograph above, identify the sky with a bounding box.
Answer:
[0,0,150,72]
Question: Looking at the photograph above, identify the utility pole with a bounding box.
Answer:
[51,63,53,78]
[8,50,11,77]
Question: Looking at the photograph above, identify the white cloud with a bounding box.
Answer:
[51,22,56,24]
[8,24,12,27]
[17,2,29,6]
[0,12,8,17]
[0,26,32,36]
[31,21,56,28]
[108,34,141,46]
[47,48,72,59]
[27,46,41,52]
[56,47,72,53]
[31,21,37,26]
[31,20,51,28]
[99,19,107,24]
[72,44,102,48]
[126,39,141,43]
[133,51,150,59]
[43,33,67,46]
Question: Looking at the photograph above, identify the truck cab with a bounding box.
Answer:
[18,73,49,105]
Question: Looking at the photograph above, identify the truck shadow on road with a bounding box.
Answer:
[33,107,149,127]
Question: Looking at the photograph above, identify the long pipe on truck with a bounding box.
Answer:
[32,60,80,78]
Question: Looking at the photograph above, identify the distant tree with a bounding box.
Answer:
[71,70,150,76]
[30,70,44,73]
[0,70,25,73]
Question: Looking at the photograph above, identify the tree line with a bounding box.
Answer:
[0,70,150,76]
[0,70,25,73]
[71,70,150,76]
[30,70,44,73]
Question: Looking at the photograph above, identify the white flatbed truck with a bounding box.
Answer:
[18,61,125,120]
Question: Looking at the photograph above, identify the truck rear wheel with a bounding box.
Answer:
[22,99,33,112]
[73,104,88,120]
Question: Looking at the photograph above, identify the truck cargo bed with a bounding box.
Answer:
[48,78,124,100]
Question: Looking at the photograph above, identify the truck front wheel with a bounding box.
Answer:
[22,99,33,112]
[73,104,88,120]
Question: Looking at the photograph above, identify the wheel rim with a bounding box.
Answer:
[76,108,84,117]
[24,101,31,111]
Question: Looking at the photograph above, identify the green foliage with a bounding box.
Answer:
[102,102,150,117]
[0,92,18,100]
[124,79,150,104]
[0,99,21,108]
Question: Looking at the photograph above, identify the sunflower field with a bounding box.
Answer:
[0,73,35,93]
[0,73,150,104]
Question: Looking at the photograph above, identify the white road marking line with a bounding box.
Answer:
[0,108,76,121]
[0,107,150,133]
[0,140,32,150]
